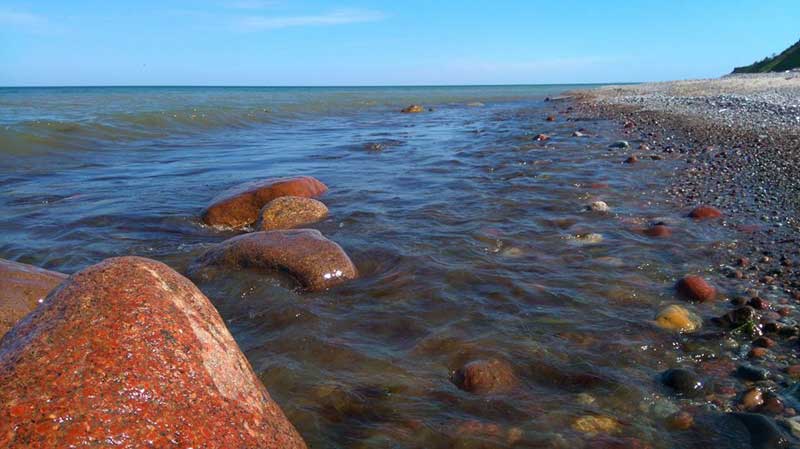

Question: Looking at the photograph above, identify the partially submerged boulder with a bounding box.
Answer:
[0,256,306,449]
[189,229,358,291]
[401,104,424,113]
[202,176,328,229]
[0,258,66,338]
[257,196,329,231]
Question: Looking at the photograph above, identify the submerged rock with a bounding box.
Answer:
[676,275,717,302]
[401,104,424,113]
[570,233,604,244]
[689,205,723,220]
[643,223,672,238]
[654,304,702,332]
[0,256,306,449]
[452,358,516,394]
[609,140,630,149]
[713,306,757,328]
[257,196,329,231]
[571,415,621,435]
[741,387,765,410]
[201,176,328,229]
[189,229,357,291]
[666,411,694,430]
[624,155,639,164]
[0,258,67,338]
[725,412,790,449]
[661,368,704,397]
[587,201,610,212]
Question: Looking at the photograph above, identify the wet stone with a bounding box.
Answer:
[452,358,516,394]
[654,304,702,332]
[741,387,765,410]
[0,258,67,339]
[401,104,424,113]
[188,229,358,292]
[736,364,770,382]
[661,368,705,397]
[571,415,621,436]
[644,224,672,238]
[0,256,307,449]
[676,275,717,302]
[689,205,723,220]
[713,306,757,328]
[609,140,630,149]
[726,412,790,449]
[587,201,610,212]
[256,196,329,231]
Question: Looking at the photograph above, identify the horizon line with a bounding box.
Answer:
[0,81,641,89]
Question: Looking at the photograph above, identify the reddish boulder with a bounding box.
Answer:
[202,176,328,229]
[689,205,723,220]
[676,275,717,302]
[257,196,329,231]
[452,358,516,394]
[643,224,672,238]
[189,229,357,291]
[0,256,306,449]
[0,258,67,338]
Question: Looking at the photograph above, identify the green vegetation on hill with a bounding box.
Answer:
[733,39,800,73]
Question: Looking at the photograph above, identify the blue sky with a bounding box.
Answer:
[1,1,798,86]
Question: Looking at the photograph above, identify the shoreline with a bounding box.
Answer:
[570,74,800,296]
[568,74,800,435]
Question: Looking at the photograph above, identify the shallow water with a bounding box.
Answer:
[1,86,747,448]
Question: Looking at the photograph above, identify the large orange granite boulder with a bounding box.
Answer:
[0,258,67,338]
[0,256,307,449]
[189,229,358,291]
[202,176,328,229]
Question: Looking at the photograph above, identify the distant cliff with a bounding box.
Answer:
[733,39,800,73]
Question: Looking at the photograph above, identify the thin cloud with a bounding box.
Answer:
[236,9,385,31]
[0,9,48,31]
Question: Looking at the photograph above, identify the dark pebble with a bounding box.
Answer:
[736,364,770,382]
[661,368,704,396]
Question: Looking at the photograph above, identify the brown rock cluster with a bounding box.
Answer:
[0,258,67,338]
[201,176,328,229]
[0,257,307,449]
